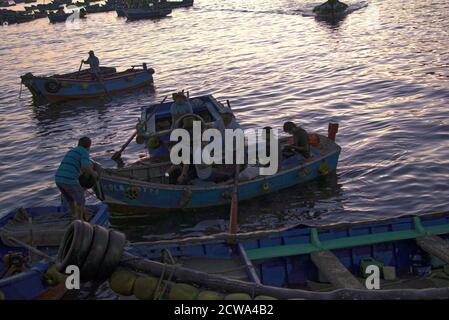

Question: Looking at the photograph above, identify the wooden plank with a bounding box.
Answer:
[120,252,449,300]
[237,243,261,285]
[310,250,364,290]
[35,282,67,300]
[416,235,449,264]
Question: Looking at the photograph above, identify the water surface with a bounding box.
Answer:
[0,0,448,239]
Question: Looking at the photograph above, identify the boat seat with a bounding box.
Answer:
[181,257,250,282]
[416,235,449,264]
[311,250,365,290]
[0,208,94,247]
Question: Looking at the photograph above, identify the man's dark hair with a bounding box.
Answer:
[78,137,92,149]
[283,121,296,133]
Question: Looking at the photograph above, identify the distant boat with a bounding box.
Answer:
[160,0,193,9]
[0,1,15,8]
[47,9,86,23]
[124,6,171,21]
[20,63,155,104]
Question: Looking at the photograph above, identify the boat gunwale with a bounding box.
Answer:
[99,135,341,192]
[28,69,151,83]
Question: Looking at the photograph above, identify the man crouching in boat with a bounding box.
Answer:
[82,50,101,80]
[313,0,348,15]
[283,121,311,158]
[55,137,98,220]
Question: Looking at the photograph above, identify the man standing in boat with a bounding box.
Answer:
[82,50,101,80]
[55,137,98,221]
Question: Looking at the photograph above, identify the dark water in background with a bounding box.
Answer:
[0,0,448,240]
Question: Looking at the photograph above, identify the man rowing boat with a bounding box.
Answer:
[313,0,348,16]
[82,50,101,80]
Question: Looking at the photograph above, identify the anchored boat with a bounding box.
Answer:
[47,9,87,23]
[20,63,155,104]
[124,6,171,21]
[93,94,341,213]
[55,211,449,299]
[0,204,109,300]
[117,210,449,299]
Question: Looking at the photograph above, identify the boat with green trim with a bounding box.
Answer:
[121,211,449,299]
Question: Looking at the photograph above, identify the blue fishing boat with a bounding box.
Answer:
[124,6,171,21]
[20,63,155,104]
[120,211,449,299]
[0,204,109,300]
[93,94,341,213]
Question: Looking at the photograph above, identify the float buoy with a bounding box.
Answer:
[262,182,270,192]
[125,186,139,200]
[44,79,61,93]
[79,172,96,189]
[318,162,330,176]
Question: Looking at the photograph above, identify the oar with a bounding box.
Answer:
[228,101,240,235]
[229,162,240,235]
[76,60,83,78]
[111,95,168,161]
[0,230,56,262]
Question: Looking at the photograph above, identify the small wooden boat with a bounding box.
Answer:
[115,6,125,17]
[119,210,449,299]
[0,1,15,8]
[47,8,86,23]
[20,63,155,104]
[93,94,341,213]
[124,6,171,21]
[0,204,109,300]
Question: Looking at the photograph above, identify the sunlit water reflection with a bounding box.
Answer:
[1,0,448,241]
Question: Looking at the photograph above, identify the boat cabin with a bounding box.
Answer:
[137,94,240,159]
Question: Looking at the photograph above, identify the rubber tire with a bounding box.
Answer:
[44,79,61,93]
[74,221,94,267]
[80,225,109,282]
[56,220,86,272]
[95,230,126,282]
[147,68,155,75]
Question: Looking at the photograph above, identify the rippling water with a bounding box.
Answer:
[1,0,448,240]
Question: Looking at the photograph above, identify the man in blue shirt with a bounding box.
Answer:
[55,137,98,220]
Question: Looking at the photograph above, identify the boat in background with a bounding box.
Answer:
[0,204,109,300]
[20,63,155,104]
[158,0,193,9]
[47,8,86,23]
[124,5,171,21]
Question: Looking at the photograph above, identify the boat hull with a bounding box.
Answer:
[21,68,154,104]
[126,211,449,298]
[97,143,341,213]
[124,8,171,21]
[0,204,109,300]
